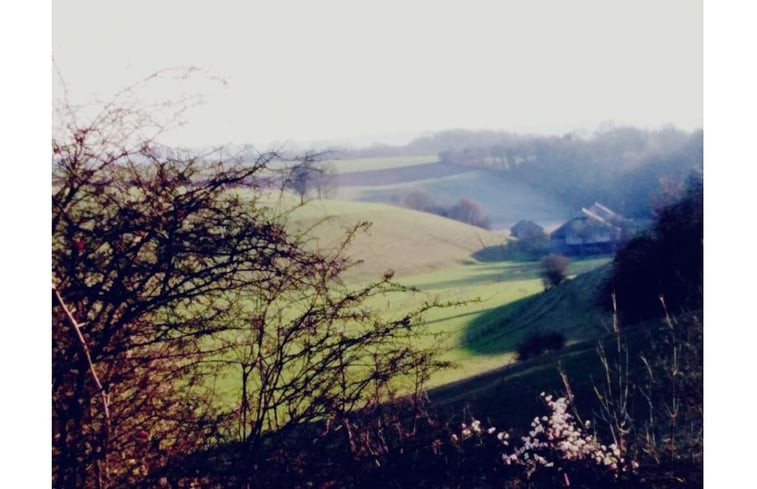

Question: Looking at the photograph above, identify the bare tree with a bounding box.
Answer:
[284,157,337,204]
[403,189,437,213]
[447,198,490,229]
[221,245,450,481]
[52,75,448,488]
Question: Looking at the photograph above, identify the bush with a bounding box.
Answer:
[445,197,491,228]
[540,253,570,289]
[401,192,490,228]
[52,76,449,489]
[516,331,566,360]
[605,173,702,323]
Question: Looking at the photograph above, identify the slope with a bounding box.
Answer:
[461,264,613,355]
[337,167,571,229]
[287,199,507,280]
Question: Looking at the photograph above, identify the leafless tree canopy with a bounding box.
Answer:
[52,77,448,489]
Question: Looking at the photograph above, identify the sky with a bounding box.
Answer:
[53,0,703,147]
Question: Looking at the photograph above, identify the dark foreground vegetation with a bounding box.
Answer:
[52,82,702,488]
[52,80,450,489]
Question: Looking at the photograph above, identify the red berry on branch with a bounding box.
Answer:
[137,430,149,439]
[72,239,85,252]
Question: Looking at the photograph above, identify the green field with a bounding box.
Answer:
[328,155,439,173]
[268,155,439,174]
[211,255,611,401]
[389,259,611,388]
[269,154,571,229]
[286,199,508,280]
[336,167,571,230]
[215,195,611,398]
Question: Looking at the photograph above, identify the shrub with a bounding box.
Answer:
[516,331,566,360]
[605,173,702,323]
[52,75,450,489]
[540,253,570,289]
[402,192,490,228]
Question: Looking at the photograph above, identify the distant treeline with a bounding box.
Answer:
[335,127,703,218]
[334,129,548,159]
[437,127,703,218]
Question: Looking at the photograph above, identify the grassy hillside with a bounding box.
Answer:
[335,162,470,187]
[428,309,700,438]
[214,193,612,400]
[462,264,612,355]
[336,166,571,229]
[329,154,439,173]
[287,199,507,280]
[427,325,640,429]
[287,199,611,388]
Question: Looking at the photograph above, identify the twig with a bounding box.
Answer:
[53,285,111,488]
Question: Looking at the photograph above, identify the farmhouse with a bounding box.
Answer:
[510,219,545,240]
[550,203,629,255]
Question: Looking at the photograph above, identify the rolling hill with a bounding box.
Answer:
[287,199,508,280]
[218,191,613,399]
[331,157,572,229]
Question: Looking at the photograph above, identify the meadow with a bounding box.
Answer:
[214,195,611,398]
[331,157,571,229]
[267,155,438,174]
[327,154,439,173]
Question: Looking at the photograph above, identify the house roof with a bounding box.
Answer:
[510,219,544,236]
[550,215,615,239]
[550,203,625,241]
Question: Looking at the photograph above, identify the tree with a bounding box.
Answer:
[285,157,337,204]
[52,75,447,488]
[606,172,703,323]
[403,189,437,213]
[446,198,490,228]
[540,253,570,289]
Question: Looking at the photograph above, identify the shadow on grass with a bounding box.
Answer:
[460,265,613,356]
[420,307,499,327]
[406,266,541,291]
[472,243,548,262]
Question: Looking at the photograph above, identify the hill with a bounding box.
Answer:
[335,162,470,187]
[335,164,571,229]
[287,199,507,280]
[462,264,613,355]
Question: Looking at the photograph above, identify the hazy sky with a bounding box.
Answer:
[53,0,702,147]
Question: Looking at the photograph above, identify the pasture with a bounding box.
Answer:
[214,195,611,397]
[332,158,571,229]
[286,199,507,280]
[327,154,439,173]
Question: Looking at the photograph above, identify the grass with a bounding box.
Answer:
[207,254,611,401]
[426,330,622,429]
[461,264,612,355]
[427,311,697,433]
[327,155,439,173]
[212,194,612,402]
[384,259,611,388]
[336,167,571,229]
[286,199,507,280]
